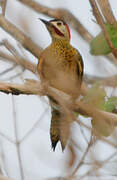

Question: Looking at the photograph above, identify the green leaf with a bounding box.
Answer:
[105,96,117,112]
[82,84,117,137]
[74,111,79,117]
[83,82,106,110]
[91,96,117,137]
[90,23,117,55]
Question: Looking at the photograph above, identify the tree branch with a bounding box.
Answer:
[0,40,37,73]
[0,79,117,130]
[97,0,116,24]
[0,0,7,16]
[0,15,42,58]
[0,80,42,95]
[84,74,117,87]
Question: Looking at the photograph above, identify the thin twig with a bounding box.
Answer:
[0,40,37,73]
[78,151,117,180]
[76,119,117,149]
[3,69,25,81]
[20,107,49,143]
[12,96,24,180]
[84,74,117,87]
[0,144,9,177]
[0,132,15,144]
[69,132,93,178]
[0,65,17,76]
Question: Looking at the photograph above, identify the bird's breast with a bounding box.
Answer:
[42,47,81,98]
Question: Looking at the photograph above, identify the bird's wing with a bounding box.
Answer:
[75,52,84,81]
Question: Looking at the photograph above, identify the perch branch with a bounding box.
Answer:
[0,80,117,128]
[0,80,42,95]
[0,79,117,151]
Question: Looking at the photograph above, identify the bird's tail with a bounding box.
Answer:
[50,108,70,151]
[50,108,60,151]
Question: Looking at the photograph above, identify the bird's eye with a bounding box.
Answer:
[57,22,62,26]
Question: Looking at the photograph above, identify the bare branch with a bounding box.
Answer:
[0,65,17,76]
[0,40,37,73]
[0,15,42,58]
[12,96,24,180]
[0,0,7,16]
[0,79,117,131]
[70,133,93,178]
[0,80,43,95]
[84,74,117,87]
[97,0,116,24]
[76,100,117,126]
[19,107,49,143]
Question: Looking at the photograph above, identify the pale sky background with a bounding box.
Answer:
[0,0,117,180]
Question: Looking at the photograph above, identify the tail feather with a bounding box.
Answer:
[50,108,60,151]
[51,139,59,151]
[60,118,70,151]
[50,108,70,151]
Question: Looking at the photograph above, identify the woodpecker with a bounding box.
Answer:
[38,18,84,151]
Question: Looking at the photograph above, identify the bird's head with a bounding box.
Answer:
[39,18,71,41]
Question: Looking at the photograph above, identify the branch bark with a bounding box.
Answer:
[97,0,116,24]
[84,74,117,87]
[0,15,42,58]
[0,40,37,73]
[0,79,117,129]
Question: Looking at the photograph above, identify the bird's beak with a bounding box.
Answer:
[39,18,51,27]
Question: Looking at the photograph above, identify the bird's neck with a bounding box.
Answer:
[52,38,70,47]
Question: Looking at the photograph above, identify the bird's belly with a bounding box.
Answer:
[43,64,80,98]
